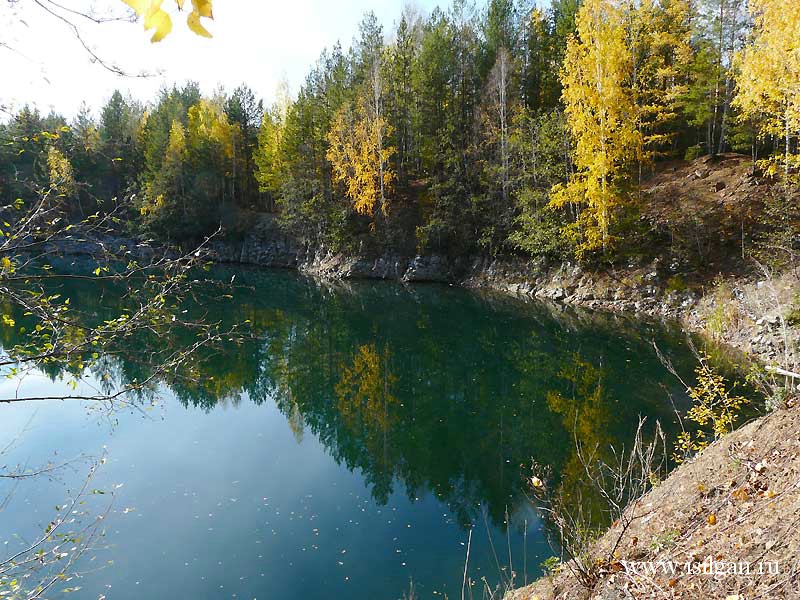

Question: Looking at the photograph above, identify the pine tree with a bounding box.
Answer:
[386,14,420,185]
[186,98,238,220]
[224,85,264,208]
[519,7,557,110]
[100,90,137,198]
[689,0,748,155]
[478,46,517,251]
[140,119,187,234]
[508,108,574,257]
[481,0,518,78]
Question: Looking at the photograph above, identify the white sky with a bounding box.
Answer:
[1,0,442,119]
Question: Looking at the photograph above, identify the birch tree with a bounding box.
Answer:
[326,94,396,219]
[734,0,800,179]
[551,0,641,255]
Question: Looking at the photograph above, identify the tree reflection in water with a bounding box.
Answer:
[0,266,698,533]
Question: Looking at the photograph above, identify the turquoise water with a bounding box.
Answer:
[0,268,695,599]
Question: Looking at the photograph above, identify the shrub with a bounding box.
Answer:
[666,275,688,293]
[673,356,748,463]
[705,280,740,340]
[684,145,703,161]
[540,556,562,577]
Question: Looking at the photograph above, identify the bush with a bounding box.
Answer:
[540,556,562,577]
[684,145,703,161]
[666,275,688,293]
[673,355,748,463]
[705,280,741,340]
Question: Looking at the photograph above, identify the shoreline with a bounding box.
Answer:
[48,227,798,369]
[209,227,797,369]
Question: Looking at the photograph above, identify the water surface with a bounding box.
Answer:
[0,268,695,599]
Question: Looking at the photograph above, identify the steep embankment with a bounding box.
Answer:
[506,401,800,600]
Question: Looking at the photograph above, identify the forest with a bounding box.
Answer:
[1,0,798,266]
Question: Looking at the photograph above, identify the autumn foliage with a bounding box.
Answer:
[327,96,396,218]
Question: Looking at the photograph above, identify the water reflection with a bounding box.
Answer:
[1,266,695,534]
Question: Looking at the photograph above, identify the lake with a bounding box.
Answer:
[0,267,695,599]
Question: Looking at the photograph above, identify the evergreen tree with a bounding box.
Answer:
[224,84,264,208]
[386,13,420,186]
[688,0,748,155]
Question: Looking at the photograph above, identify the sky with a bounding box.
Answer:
[1,0,442,119]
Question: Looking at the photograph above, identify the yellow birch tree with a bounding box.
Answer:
[631,0,695,160]
[255,84,292,198]
[734,0,800,179]
[46,146,76,200]
[551,0,642,255]
[326,94,396,219]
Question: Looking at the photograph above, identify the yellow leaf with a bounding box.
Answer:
[144,6,173,43]
[731,488,749,502]
[143,2,163,27]
[191,0,213,18]
[187,11,212,38]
